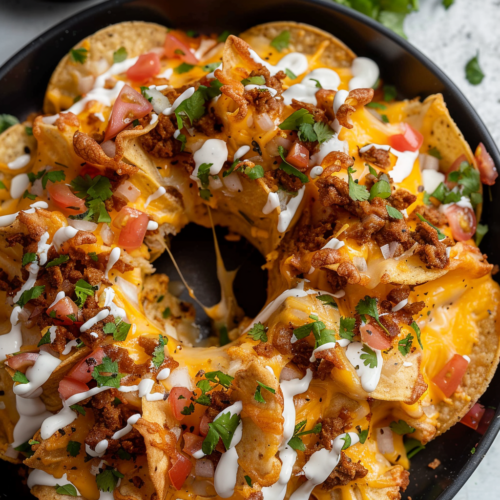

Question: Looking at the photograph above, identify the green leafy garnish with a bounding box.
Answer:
[356,296,389,335]
[16,285,45,308]
[270,30,290,52]
[197,162,213,188]
[181,402,195,415]
[244,476,252,487]
[465,53,485,85]
[383,85,397,101]
[341,433,352,450]
[443,0,454,8]
[285,68,297,79]
[117,448,131,460]
[218,30,231,42]
[96,468,124,492]
[386,205,403,219]
[369,179,391,200]
[366,102,387,110]
[358,428,369,444]
[175,87,207,128]
[13,371,29,384]
[390,419,415,435]
[277,146,309,184]
[175,62,196,74]
[348,167,370,202]
[25,126,33,136]
[279,109,314,131]
[201,62,222,73]
[248,322,268,342]
[103,318,131,342]
[398,333,413,356]
[254,380,276,403]
[74,279,95,307]
[22,253,37,267]
[310,78,322,88]
[162,307,171,319]
[66,441,81,457]
[245,164,265,179]
[317,294,338,308]
[241,76,266,86]
[45,254,69,268]
[199,188,212,201]
[113,47,128,63]
[70,48,88,64]
[55,484,78,497]
[405,438,425,458]
[416,213,446,241]
[0,180,6,190]
[202,411,241,454]
[428,147,442,159]
[0,114,19,133]
[70,174,113,224]
[152,335,167,368]
[23,189,37,200]
[476,223,488,246]
[70,404,86,416]
[339,317,356,341]
[360,345,378,369]
[205,371,234,389]
[38,329,52,347]
[287,420,322,451]
[92,357,125,388]
[89,252,98,262]
[410,321,423,350]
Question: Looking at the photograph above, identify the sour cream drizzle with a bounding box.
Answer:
[359,143,419,184]
[28,470,81,496]
[345,341,383,392]
[248,50,308,77]
[262,370,313,500]
[289,433,359,500]
[262,192,280,215]
[278,186,305,233]
[144,187,166,208]
[0,201,48,228]
[13,351,61,398]
[105,247,121,279]
[8,154,31,170]
[191,139,228,180]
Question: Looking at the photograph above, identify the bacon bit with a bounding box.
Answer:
[427,458,441,470]
[359,146,390,169]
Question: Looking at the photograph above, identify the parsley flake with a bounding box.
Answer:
[398,333,413,356]
[270,30,290,52]
[66,441,81,457]
[202,411,241,454]
[390,419,415,435]
[55,484,78,497]
[22,253,37,267]
[70,48,88,64]
[96,468,124,492]
[465,53,485,85]
[92,357,125,388]
[339,317,356,341]
[113,47,128,63]
[248,322,268,342]
[13,371,29,384]
[0,114,19,133]
[254,380,276,403]
[16,285,45,308]
[45,254,69,268]
[152,335,167,368]
[348,167,370,201]
[410,321,423,350]
[360,345,378,369]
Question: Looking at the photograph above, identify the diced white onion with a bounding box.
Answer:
[31,178,44,197]
[265,135,293,156]
[146,88,171,114]
[68,219,97,231]
[195,459,214,478]
[165,367,193,391]
[255,113,275,132]
[381,242,399,260]
[353,256,367,273]
[92,58,110,75]
[116,276,140,307]
[380,244,391,260]
[394,242,418,261]
[376,427,394,454]
[77,75,95,95]
[115,180,141,202]
[279,365,303,382]
[101,140,116,158]
[100,223,114,246]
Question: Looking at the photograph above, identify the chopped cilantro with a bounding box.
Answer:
[202,411,241,454]
[248,322,268,342]
[465,52,484,85]
[199,188,212,201]
[476,223,488,246]
[25,126,33,136]
[390,419,415,435]
[356,295,388,334]
[369,179,391,200]
[89,252,98,262]
[443,0,454,8]
[103,318,131,342]
[358,428,369,444]
[316,294,338,308]
[405,437,425,458]
[471,446,476,454]
[175,62,196,74]
[152,335,167,368]
[277,146,309,184]
[285,68,297,79]
[55,484,77,497]
[381,114,390,123]
[254,380,276,403]
[366,102,387,110]
[287,420,322,451]
[41,170,66,190]
[398,333,413,356]
[339,317,356,341]
[244,475,252,487]
[70,48,88,64]
[117,448,131,460]
[201,62,221,73]
[113,47,128,63]
[197,162,213,188]
[16,285,45,308]
[38,329,52,347]
[45,254,69,268]
[219,325,230,346]
[0,114,19,133]
[360,345,378,368]
[66,441,81,457]
[22,253,37,267]
[175,87,207,127]
[92,357,125,388]
[242,75,266,86]
[13,371,29,384]
[410,321,423,350]
[176,132,187,151]
[23,189,37,201]
[162,307,171,319]
[428,147,442,159]
[96,468,124,492]
[348,167,370,201]
[309,78,322,88]
[0,180,5,190]
[279,109,314,131]
[70,404,86,416]
[383,85,397,101]
[205,371,234,389]
[416,213,446,241]
[74,279,95,307]
[341,433,351,450]
[70,174,113,224]
[181,402,195,415]
[386,205,403,219]
[218,30,230,42]
[270,30,290,52]
[244,164,265,179]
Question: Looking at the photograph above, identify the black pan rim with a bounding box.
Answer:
[0,0,499,498]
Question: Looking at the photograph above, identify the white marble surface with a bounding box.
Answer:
[0,0,498,498]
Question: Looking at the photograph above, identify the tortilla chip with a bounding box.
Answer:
[44,22,168,114]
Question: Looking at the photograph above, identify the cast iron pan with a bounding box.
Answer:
[1,0,499,499]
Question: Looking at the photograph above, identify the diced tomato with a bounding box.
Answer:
[47,183,86,215]
[389,123,423,152]
[432,354,469,398]
[477,408,496,435]
[446,154,468,189]
[126,53,161,83]
[58,377,89,400]
[461,403,486,430]
[475,142,498,186]
[285,142,310,170]
[182,432,204,456]
[168,387,194,421]
[67,347,105,384]
[199,413,210,436]
[164,32,198,64]
[169,453,192,490]
[444,204,477,242]
[361,323,391,350]
[6,352,39,372]
[80,164,101,179]
[46,296,79,326]
[113,207,150,250]
[104,84,153,142]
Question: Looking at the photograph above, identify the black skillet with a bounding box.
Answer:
[0,0,499,498]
